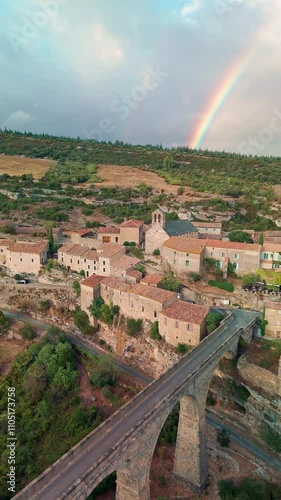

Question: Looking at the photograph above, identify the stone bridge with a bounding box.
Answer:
[15,310,260,500]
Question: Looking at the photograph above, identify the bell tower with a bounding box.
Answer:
[152,207,166,228]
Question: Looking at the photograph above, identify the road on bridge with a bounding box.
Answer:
[14,309,261,500]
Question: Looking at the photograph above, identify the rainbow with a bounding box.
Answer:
[189,32,265,150]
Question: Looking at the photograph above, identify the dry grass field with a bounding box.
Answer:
[0,154,56,179]
[97,164,182,193]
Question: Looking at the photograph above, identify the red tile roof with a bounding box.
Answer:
[120,219,144,228]
[101,276,131,292]
[81,275,106,288]
[163,236,205,254]
[140,274,164,286]
[130,284,176,303]
[160,300,209,324]
[205,239,261,251]
[7,241,49,255]
[126,269,142,279]
[262,243,281,253]
[0,239,11,247]
[97,227,120,234]
[111,255,140,271]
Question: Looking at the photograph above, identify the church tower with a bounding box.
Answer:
[152,207,166,228]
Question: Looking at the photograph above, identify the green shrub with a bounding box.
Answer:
[175,343,191,354]
[259,423,281,453]
[150,321,162,340]
[0,310,9,333]
[206,312,224,333]
[127,318,143,336]
[90,356,119,389]
[189,272,200,282]
[208,280,234,292]
[153,248,160,256]
[160,272,181,292]
[72,280,81,297]
[39,299,52,311]
[73,306,93,335]
[19,322,36,340]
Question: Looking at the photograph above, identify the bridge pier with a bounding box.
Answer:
[116,458,150,500]
[173,395,208,493]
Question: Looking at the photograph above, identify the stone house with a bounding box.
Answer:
[204,240,262,275]
[5,241,49,275]
[159,301,209,347]
[192,221,222,237]
[162,237,205,276]
[110,255,140,280]
[145,208,198,255]
[140,274,164,287]
[260,243,281,270]
[97,220,144,247]
[128,284,177,323]
[58,243,126,277]
[265,302,281,339]
[80,275,106,326]
[100,277,132,314]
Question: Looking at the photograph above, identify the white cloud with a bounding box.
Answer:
[181,0,202,18]
[91,22,124,66]
[3,110,38,130]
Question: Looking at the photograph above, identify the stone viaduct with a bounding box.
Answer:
[15,310,260,500]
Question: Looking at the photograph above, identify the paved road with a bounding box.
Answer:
[2,309,151,385]
[14,310,260,499]
[206,413,281,473]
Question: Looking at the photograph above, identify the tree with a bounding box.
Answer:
[175,343,191,354]
[90,356,119,389]
[206,312,224,334]
[203,257,219,273]
[73,306,93,335]
[163,155,174,169]
[153,248,160,256]
[217,427,230,447]
[0,311,9,333]
[88,297,105,319]
[72,281,81,297]
[258,232,264,245]
[160,272,181,292]
[228,230,253,244]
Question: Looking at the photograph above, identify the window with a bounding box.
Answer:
[77,260,80,265]
[186,253,189,257]
[185,260,190,267]
[115,237,119,243]
[154,311,157,318]
[217,261,222,268]
[187,324,193,331]
[234,253,239,259]
[174,251,176,255]
[232,262,239,271]
[263,253,269,260]
[175,321,179,328]
[103,261,106,266]
[142,306,144,312]
[0,249,3,253]
[61,257,63,262]
[20,258,22,262]
[70,259,72,263]
[103,268,106,273]
[88,265,90,269]
[221,252,226,257]
[94,260,96,265]
[173,259,176,265]
[31,258,34,262]
[94,266,96,271]
[84,259,86,263]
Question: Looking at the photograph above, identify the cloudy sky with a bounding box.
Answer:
[1,0,281,155]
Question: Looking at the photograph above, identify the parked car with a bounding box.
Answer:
[16,279,29,284]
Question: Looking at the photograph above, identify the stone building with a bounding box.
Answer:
[159,301,209,347]
[80,275,106,326]
[162,237,205,276]
[145,208,198,255]
[204,240,261,275]
[260,243,281,270]
[128,284,177,322]
[5,241,49,275]
[265,302,281,339]
[58,243,126,278]
[97,220,144,247]
[140,274,164,287]
[192,221,222,237]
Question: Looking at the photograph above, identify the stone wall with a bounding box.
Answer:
[237,354,280,396]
